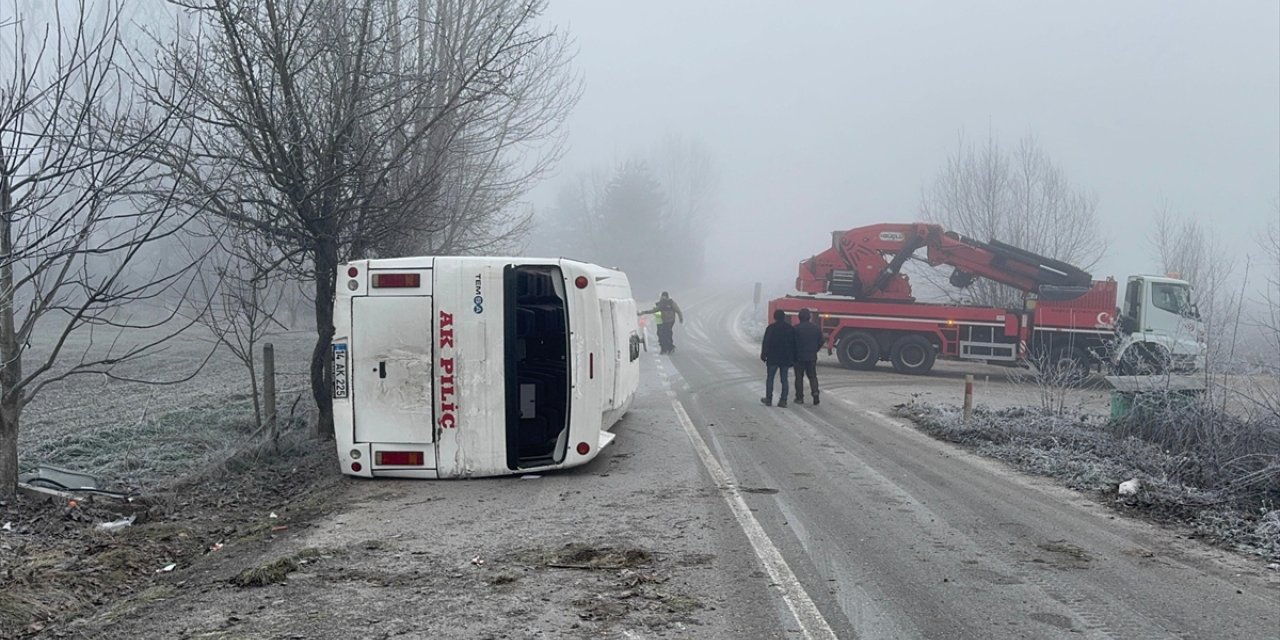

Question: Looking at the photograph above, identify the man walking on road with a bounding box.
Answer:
[760,309,796,407]
[793,308,822,405]
[640,292,684,354]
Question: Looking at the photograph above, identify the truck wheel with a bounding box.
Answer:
[890,334,935,375]
[1047,345,1091,386]
[837,331,879,370]
[1119,345,1169,376]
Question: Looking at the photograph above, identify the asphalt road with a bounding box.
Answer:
[76,291,1280,639]
[659,291,1280,640]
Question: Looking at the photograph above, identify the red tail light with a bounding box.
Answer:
[347,266,359,278]
[574,276,589,289]
[576,442,590,456]
[372,273,420,288]
[351,462,362,472]
[376,451,425,466]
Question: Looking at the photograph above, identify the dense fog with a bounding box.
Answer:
[526,1,1279,301]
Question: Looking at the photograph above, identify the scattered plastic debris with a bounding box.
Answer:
[1118,479,1141,496]
[271,525,289,533]
[471,554,485,566]
[2,521,11,532]
[156,563,176,573]
[19,464,101,492]
[268,512,279,519]
[96,514,137,532]
[210,542,224,552]
[1268,563,1279,572]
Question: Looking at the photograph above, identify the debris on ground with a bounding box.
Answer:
[518,543,653,570]
[0,435,341,638]
[97,514,137,532]
[231,556,299,587]
[1118,479,1141,496]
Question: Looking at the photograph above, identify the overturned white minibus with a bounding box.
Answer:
[332,257,640,478]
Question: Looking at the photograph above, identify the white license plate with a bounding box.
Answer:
[332,343,348,398]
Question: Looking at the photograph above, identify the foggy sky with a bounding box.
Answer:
[536,1,1280,293]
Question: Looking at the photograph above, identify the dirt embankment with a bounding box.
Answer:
[1,436,343,639]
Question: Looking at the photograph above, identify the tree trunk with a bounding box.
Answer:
[249,351,262,430]
[310,241,338,439]
[0,171,21,498]
[0,403,17,500]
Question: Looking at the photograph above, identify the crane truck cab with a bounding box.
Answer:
[1113,275,1205,374]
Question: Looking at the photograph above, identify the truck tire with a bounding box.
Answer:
[890,334,935,375]
[837,331,879,370]
[1118,344,1169,376]
[1047,345,1091,386]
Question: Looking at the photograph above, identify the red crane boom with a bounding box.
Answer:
[795,222,1093,301]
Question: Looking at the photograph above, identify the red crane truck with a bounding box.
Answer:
[768,223,1205,377]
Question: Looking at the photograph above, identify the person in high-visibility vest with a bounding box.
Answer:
[639,291,684,354]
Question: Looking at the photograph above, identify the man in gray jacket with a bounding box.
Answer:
[792,308,822,405]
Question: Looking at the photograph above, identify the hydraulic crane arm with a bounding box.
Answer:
[796,222,1092,301]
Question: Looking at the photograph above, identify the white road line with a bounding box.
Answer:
[729,304,761,356]
[664,373,839,640]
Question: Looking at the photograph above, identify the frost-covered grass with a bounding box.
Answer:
[896,402,1280,560]
[18,327,317,490]
[23,396,309,490]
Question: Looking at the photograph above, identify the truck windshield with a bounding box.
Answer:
[1151,282,1196,318]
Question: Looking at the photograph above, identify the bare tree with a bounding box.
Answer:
[532,169,609,260]
[920,130,1104,306]
[1149,203,1235,303]
[184,227,287,431]
[1247,201,1280,417]
[374,0,578,257]
[142,0,578,437]
[651,133,717,280]
[1149,203,1239,368]
[534,134,718,296]
[1262,205,1280,368]
[0,1,200,496]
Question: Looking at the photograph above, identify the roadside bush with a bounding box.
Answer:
[896,402,1280,559]
[1114,399,1280,517]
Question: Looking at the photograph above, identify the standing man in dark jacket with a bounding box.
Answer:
[760,309,796,407]
[792,308,822,405]
[640,292,684,354]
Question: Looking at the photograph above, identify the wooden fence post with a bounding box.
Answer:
[264,343,277,451]
[963,374,974,423]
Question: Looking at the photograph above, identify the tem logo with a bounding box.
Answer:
[473,273,484,314]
